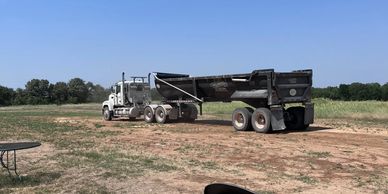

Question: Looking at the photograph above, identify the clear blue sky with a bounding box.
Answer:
[1,0,387,89]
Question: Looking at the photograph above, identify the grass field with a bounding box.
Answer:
[202,98,388,120]
[0,100,387,193]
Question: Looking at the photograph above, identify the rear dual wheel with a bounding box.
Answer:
[232,107,272,133]
[144,106,155,123]
[251,108,272,133]
[232,108,253,131]
[155,106,168,124]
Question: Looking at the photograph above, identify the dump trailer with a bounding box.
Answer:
[102,69,314,133]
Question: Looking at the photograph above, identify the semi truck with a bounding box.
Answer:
[102,69,314,133]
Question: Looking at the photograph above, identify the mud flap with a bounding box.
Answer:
[304,102,314,125]
[270,106,286,131]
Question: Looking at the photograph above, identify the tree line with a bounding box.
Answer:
[1,80,388,106]
[0,78,110,106]
[313,82,388,101]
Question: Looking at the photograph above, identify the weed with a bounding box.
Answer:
[94,123,105,128]
[174,144,196,153]
[187,159,219,170]
[307,151,332,158]
[255,190,276,194]
[0,172,61,189]
[295,174,317,184]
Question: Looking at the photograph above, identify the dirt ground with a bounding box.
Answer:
[4,115,388,194]
[50,115,388,194]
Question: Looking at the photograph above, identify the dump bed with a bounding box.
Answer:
[154,69,312,108]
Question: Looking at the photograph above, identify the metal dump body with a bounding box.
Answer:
[154,69,312,108]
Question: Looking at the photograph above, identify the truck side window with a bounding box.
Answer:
[116,85,121,94]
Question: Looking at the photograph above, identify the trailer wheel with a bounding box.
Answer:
[155,106,168,124]
[103,106,112,121]
[251,108,272,133]
[285,107,308,130]
[144,106,155,123]
[232,108,252,131]
[182,104,198,122]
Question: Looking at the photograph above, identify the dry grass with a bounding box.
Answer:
[0,102,387,193]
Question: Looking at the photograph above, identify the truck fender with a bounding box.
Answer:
[145,104,159,114]
[156,104,173,115]
[102,101,113,111]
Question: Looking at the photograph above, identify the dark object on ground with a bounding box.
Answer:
[0,142,41,177]
[204,183,256,194]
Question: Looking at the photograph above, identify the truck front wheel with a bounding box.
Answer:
[251,108,272,133]
[103,106,112,121]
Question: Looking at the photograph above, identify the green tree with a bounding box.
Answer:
[381,83,388,101]
[52,82,68,104]
[86,82,109,102]
[12,88,27,105]
[366,83,382,100]
[25,79,51,104]
[68,78,88,103]
[338,84,350,100]
[0,85,15,106]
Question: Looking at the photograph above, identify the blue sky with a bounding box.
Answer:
[0,0,387,88]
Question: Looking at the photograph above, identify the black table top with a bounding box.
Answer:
[0,142,41,151]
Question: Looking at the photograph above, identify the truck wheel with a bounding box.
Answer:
[103,106,112,121]
[182,104,198,122]
[251,108,272,133]
[155,106,168,124]
[232,108,252,131]
[285,107,307,130]
[144,106,155,123]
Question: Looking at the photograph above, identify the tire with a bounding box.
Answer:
[103,106,112,121]
[285,107,308,130]
[182,104,198,122]
[129,117,137,121]
[155,106,168,124]
[232,108,252,131]
[144,106,155,123]
[251,108,272,133]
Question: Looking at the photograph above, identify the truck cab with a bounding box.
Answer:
[102,73,151,120]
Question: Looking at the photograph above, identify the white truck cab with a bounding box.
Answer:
[102,73,151,120]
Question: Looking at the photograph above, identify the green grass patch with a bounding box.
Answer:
[58,150,177,178]
[0,172,61,189]
[307,151,332,158]
[313,98,388,120]
[94,123,105,128]
[255,190,276,194]
[295,174,317,184]
[201,99,388,124]
[187,159,219,170]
